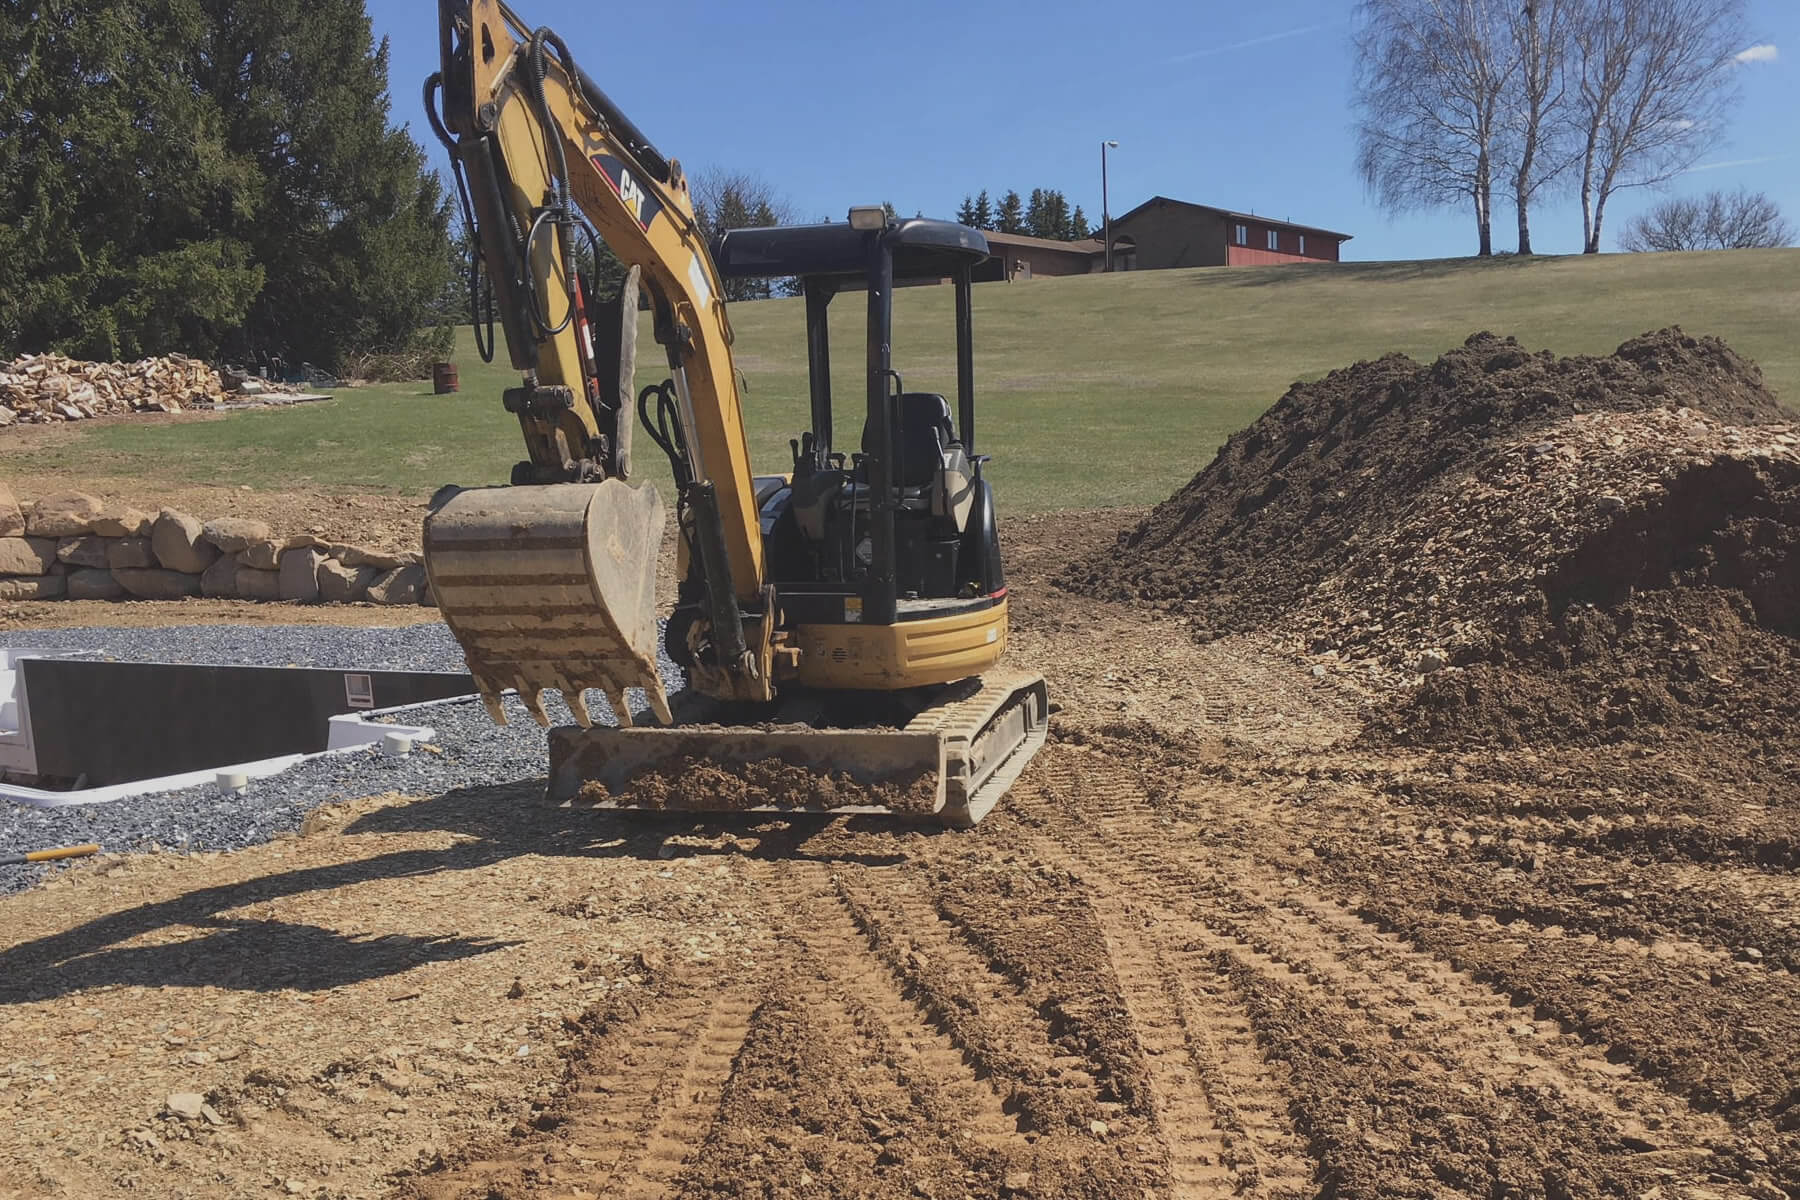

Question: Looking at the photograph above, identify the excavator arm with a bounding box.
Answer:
[423,0,773,727]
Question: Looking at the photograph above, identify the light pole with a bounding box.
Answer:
[1101,139,1120,272]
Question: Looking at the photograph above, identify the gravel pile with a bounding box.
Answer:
[0,623,683,895]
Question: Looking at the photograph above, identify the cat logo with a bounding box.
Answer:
[592,152,663,231]
[618,168,645,221]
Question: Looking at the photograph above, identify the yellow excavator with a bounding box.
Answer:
[422,0,1046,826]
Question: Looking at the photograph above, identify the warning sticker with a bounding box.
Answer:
[344,673,375,709]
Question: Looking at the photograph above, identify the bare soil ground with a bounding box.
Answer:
[8,327,1800,1198]
[4,511,1796,1200]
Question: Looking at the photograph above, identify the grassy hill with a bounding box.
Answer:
[20,247,1797,513]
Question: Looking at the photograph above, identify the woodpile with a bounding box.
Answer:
[0,354,226,425]
[0,487,432,607]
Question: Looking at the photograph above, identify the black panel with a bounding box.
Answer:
[21,661,476,787]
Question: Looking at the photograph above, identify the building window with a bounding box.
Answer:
[1299,234,1307,256]
[1234,223,1247,245]
[1267,229,1279,251]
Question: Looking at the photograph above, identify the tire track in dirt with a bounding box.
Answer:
[840,872,1115,1122]
[594,990,757,1200]
[1087,891,1314,1197]
[755,861,1027,1149]
[1016,743,1755,1192]
[404,983,755,1200]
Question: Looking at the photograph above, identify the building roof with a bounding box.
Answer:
[1113,196,1353,242]
[979,230,1106,255]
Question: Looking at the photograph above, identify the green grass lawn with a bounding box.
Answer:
[20,247,1797,513]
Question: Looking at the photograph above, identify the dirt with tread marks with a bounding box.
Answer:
[11,332,1800,1198]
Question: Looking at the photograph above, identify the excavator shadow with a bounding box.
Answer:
[0,782,927,1005]
[342,777,924,868]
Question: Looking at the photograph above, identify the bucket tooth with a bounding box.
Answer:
[479,689,508,725]
[522,689,552,727]
[605,689,633,729]
[564,688,593,729]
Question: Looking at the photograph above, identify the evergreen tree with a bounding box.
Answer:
[1024,188,1047,238]
[995,190,1025,234]
[881,200,900,221]
[1071,206,1091,239]
[956,195,978,226]
[0,0,453,369]
[973,189,994,230]
[1042,190,1072,240]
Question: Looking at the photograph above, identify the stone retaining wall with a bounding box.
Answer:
[0,488,431,606]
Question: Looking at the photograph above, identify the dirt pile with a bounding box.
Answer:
[1061,328,1800,750]
[1061,328,1782,626]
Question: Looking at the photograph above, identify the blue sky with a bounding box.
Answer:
[373,0,1796,261]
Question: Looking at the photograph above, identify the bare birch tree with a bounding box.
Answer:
[1568,0,1747,253]
[1503,0,1576,254]
[1354,0,1518,257]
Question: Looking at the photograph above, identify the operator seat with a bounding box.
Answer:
[863,393,977,531]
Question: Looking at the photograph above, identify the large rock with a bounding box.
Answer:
[367,563,425,605]
[91,504,153,537]
[0,485,22,537]
[67,568,124,600]
[0,575,65,600]
[317,559,376,603]
[112,568,202,600]
[56,535,111,568]
[107,537,157,569]
[234,565,281,600]
[279,547,324,602]
[0,537,58,576]
[202,517,273,553]
[26,491,106,537]
[200,556,240,599]
[338,544,408,570]
[237,538,287,570]
[151,509,218,574]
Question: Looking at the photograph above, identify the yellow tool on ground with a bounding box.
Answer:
[1,843,100,867]
[421,1,1046,825]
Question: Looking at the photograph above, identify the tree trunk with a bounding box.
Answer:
[1516,146,1536,255]
[1475,151,1493,257]
[1579,125,1599,254]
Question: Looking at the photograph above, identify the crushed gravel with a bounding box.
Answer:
[0,622,683,895]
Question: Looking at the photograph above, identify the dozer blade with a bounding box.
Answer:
[549,727,950,816]
[546,672,1049,827]
[423,481,673,729]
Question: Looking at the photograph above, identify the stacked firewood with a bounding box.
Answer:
[0,354,225,424]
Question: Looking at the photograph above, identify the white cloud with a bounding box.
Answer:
[1167,22,1334,63]
[1734,43,1779,64]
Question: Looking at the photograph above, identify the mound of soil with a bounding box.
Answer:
[1061,328,1800,756]
[1060,328,1783,633]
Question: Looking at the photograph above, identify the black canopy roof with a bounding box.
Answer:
[712,219,990,281]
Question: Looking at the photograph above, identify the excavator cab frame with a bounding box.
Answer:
[710,216,1005,644]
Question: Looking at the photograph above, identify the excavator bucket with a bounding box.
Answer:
[546,672,1049,827]
[423,481,673,728]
